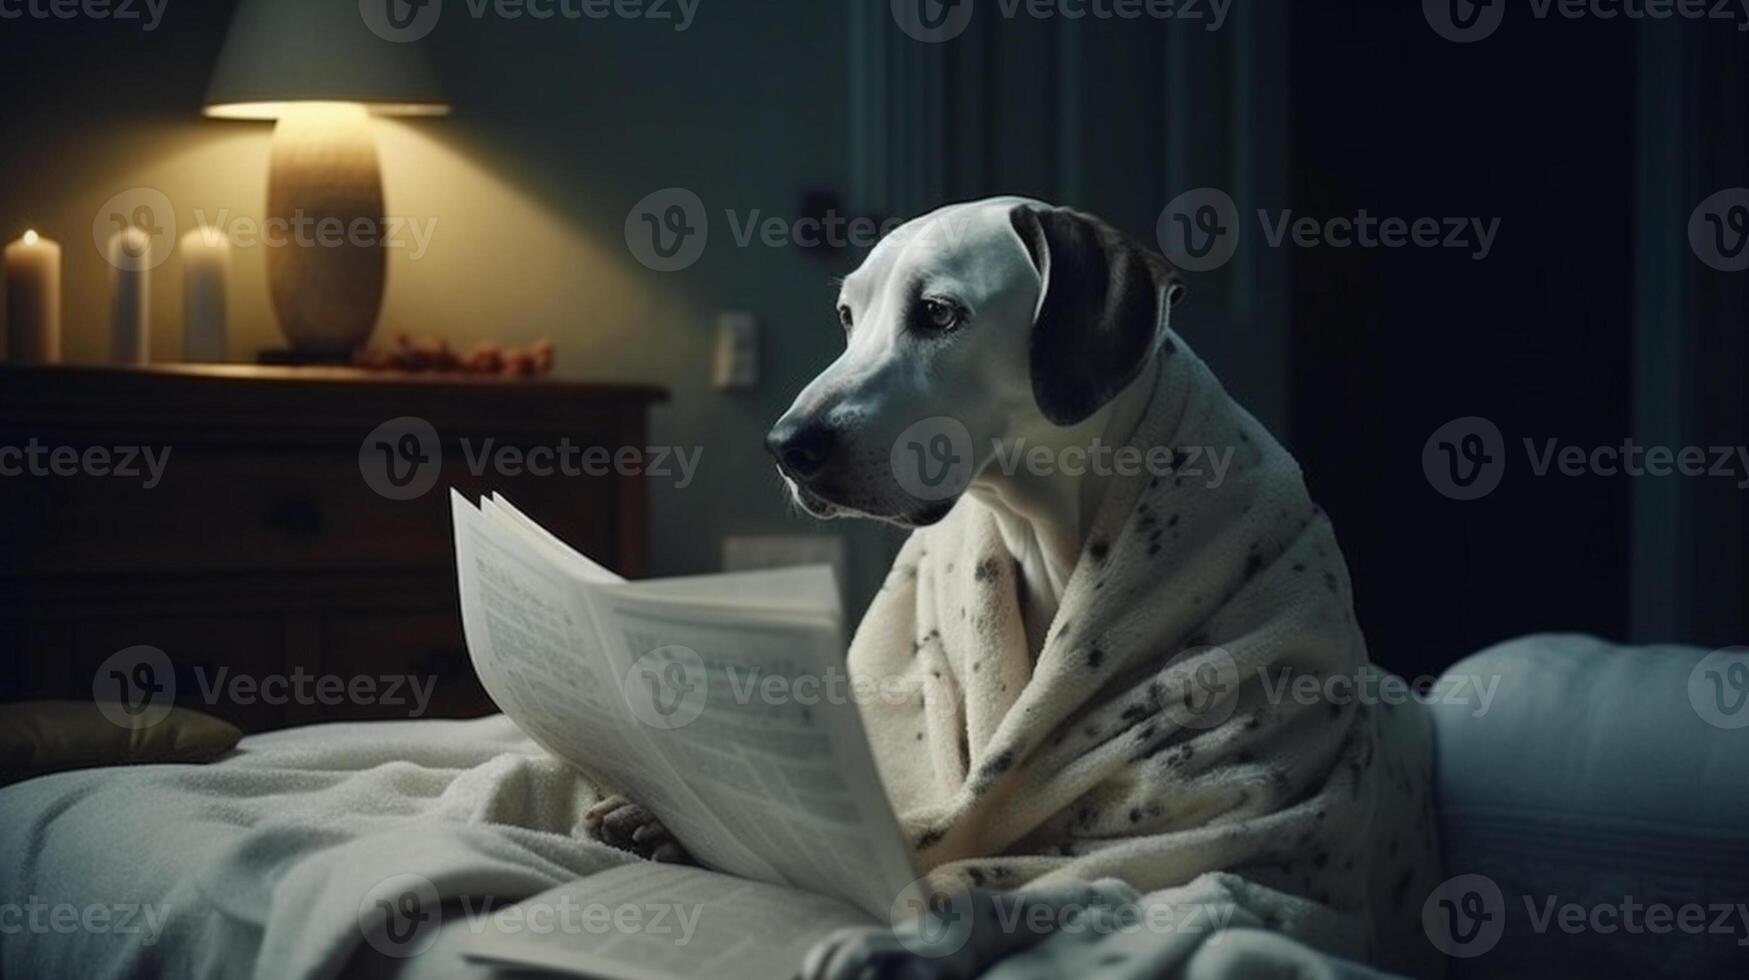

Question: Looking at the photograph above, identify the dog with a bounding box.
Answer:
[600,197,1440,978]
[767,195,1183,655]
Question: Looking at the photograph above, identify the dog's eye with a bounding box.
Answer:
[837,306,854,333]
[920,298,962,331]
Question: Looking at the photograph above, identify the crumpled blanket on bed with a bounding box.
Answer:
[0,713,1409,979]
[959,875,1400,980]
[0,715,633,980]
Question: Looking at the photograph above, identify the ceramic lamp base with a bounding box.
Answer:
[265,103,386,351]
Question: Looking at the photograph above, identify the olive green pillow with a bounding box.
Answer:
[0,700,242,786]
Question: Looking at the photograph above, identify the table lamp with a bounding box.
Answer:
[204,0,448,357]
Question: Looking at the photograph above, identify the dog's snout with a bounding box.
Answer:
[766,420,837,480]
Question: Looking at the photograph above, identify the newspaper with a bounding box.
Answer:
[450,491,920,978]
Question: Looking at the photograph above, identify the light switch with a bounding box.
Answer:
[713,311,759,389]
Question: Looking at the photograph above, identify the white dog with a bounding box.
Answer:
[604,197,1441,979]
[767,196,1184,655]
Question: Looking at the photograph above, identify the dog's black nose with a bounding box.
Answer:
[766,420,836,480]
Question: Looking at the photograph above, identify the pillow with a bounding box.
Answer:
[0,700,242,786]
[1428,633,1749,979]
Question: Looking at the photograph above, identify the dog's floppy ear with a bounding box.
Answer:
[1009,204,1184,426]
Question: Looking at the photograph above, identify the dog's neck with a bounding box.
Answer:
[969,355,1162,655]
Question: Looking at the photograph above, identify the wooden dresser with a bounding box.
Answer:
[0,364,665,732]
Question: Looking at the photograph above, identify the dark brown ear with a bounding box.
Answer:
[1009,205,1183,426]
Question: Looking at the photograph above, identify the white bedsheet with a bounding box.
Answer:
[0,714,1406,980]
[0,715,634,980]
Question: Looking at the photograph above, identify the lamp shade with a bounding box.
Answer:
[204,0,448,120]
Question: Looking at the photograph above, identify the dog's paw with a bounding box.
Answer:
[584,795,691,864]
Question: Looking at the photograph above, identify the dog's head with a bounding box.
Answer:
[766,197,1185,527]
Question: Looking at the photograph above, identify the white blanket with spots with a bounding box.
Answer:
[850,334,1443,977]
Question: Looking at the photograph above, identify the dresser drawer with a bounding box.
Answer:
[26,615,292,731]
[316,609,494,722]
[0,444,621,577]
[0,364,661,732]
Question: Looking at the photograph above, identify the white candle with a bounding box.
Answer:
[108,226,151,364]
[4,230,62,363]
[181,227,229,362]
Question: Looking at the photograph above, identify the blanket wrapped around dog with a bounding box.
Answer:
[850,332,1443,978]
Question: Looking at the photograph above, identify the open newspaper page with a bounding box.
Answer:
[592,576,917,918]
[451,491,918,919]
[453,491,783,884]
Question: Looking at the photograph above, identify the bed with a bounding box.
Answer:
[0,713,1381,980]
[7,634,1742,980]
[0,714,638,979]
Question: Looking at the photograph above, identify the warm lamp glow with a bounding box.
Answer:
[203,0,447,124]
[201,0,447,352]
[204,100,451,121]
[260,99,387,349]
[270,101,372,130]
[22,230,38,245]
